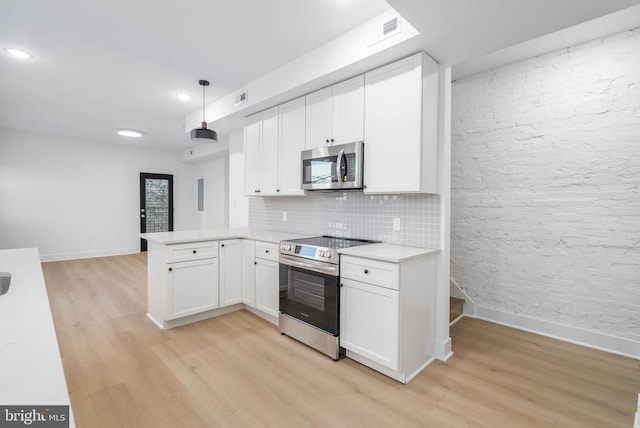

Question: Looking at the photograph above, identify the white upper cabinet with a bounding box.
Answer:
[305,75,364,149]
[244,106,279,196]
[364,52,439,194]
[244,114,262,196]
[277,97,306,196]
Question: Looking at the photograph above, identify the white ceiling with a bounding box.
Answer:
[1,0,639,151]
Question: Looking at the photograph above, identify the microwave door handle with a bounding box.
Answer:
[336,149,345,187]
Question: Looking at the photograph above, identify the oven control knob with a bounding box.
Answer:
[325,252,332,259]
[286,245,291,251]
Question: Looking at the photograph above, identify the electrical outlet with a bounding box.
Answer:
[282,211,287,222]
[393,218,401,231]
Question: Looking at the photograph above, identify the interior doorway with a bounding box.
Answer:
[140,173,174,251]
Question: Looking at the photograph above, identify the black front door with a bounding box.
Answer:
[140,173,174,251]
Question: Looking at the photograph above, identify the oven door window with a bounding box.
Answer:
[279,264,339,336]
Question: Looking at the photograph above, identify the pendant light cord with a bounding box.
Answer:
[202,83,206,123]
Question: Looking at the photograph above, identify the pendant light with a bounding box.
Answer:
[191,79,217,142]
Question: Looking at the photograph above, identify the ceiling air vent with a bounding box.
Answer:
[369,16,402,47]
[383,17,398,35]
[234,90,248,106]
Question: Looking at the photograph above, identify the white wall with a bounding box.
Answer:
[451,29,640,356]
[188,155,228,230]
[228,129,248,228]
[0,129,183,261]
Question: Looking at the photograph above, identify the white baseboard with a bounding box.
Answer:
[40,247,139,262]
[436,337,453,361]
[475,306,640,360]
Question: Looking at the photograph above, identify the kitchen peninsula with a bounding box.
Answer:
[140,227,440,383]
[139,228,309,330]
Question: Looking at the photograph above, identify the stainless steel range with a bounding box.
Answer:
[278,235,378,360]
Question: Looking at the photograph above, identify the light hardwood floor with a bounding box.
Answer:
[42,253,640,427]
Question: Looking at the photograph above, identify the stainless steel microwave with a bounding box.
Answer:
[301,141,364,191]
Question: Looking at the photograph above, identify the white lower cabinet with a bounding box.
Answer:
[339,254,437,383]
[241,240,256,307]
[162,250,219,322]
[147,240,219,328]
[254,241,280,319]
[219,239,242,308]
[340,278,399,370]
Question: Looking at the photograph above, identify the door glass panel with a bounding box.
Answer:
[145,178,169,233]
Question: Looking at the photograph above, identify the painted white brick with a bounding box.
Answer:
[451,28,640,342]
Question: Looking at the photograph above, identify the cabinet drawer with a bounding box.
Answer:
[167,241,218,263]
[255,241,279,262]
[340,256,399,290]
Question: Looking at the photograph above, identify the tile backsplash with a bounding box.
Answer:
[248,192,440,248]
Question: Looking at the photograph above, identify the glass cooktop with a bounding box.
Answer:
[288,235,379,249]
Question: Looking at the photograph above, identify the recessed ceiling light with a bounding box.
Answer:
[117,129,144,138]
[176,92,191,101]
[4,48,33,59]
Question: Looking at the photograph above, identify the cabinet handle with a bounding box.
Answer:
[363,269,369,274]
[330,138,334,143]
[276,189,280,192]
[193,250,197,254]
[265,250,269,254]
[254,261,257,265]
[339,283,343,287]
[221,244,225,247]
[325,139,330,143]
[168,267,173,272]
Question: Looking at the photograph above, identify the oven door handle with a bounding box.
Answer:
[279,254,339,277]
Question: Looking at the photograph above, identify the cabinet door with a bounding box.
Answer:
[241,240,256,307]
[364,54,423,193]
[340,278,399,370]
[305,87,332,149]
[260,107,279,195]
[332,75,364,145]
[244,113,262,195]
[219,240,242,307]
[255,258,279,318]
[166,258,219,321]
[278,97,306,195]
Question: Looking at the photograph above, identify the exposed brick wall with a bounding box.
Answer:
[451,29,640,342]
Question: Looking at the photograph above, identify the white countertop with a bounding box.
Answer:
[139,228,440,263]
[138,228,310,245]
[338,243,440,263]
[0,248,73,414]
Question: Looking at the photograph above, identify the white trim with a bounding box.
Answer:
[345,350,436,384]
[476,306,640,360]
[39,247,139,262]
[449,313,465,327]
[435,63,452,362]
[436,337,454,362]
[244,306,279,326]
